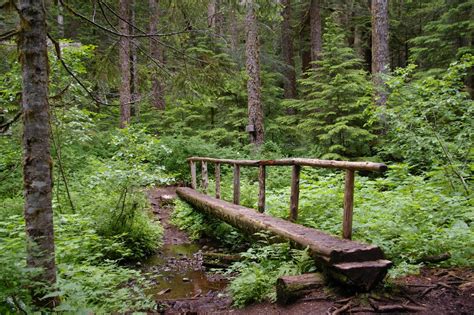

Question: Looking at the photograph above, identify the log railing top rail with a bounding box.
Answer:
[187,157,387,172]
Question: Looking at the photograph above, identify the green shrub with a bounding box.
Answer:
[171,199,247,249]
[228,242,316,307]
[0,214,156,313]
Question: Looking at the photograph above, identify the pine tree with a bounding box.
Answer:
[287,15,375,159]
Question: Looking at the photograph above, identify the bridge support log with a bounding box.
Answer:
[176,187,392,290]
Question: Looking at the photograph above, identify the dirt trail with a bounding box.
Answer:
[149,186,188,245]
[147,187,474,314]
[147,187,232,314]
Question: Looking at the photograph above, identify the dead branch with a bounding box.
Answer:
[331,301,353,315]
[0,111,21,133]
[417,252,451,264]
[0,29,18,41]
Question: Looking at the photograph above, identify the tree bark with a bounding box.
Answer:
[276,273,325,304]
[149,0,165,110]
[353,24,365,60]
[229,7,239,57]
[281,0,296,98]
[207,0,222,34]
[130,0,139,117]
[245,0,264,150]
[119,0,131,127]
[18,0,58,308]
[371,0,389,107]
[57,0,64,38]
[309,0,322,68]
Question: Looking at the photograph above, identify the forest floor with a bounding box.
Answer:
[145,186,474,314]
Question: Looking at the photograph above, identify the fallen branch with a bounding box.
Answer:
[330,301,352,315]
[377,304,427,312]
[417,252,451,264]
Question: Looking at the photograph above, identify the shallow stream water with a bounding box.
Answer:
[143,243,228,300]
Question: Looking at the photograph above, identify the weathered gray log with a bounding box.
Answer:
[201,161,208,193]
[289,165,300,222]
[176,187,392,290]
[215,163,221,199]
[343,170,355,239]
[276,273,325,304]
[190,161,197,189]
[233,164,240,205]
[203,252,242,265]
[258,165,265,212]
[187,157,387,172]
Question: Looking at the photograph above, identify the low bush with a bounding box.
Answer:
[227,242,316,307]
[0,214,156,313]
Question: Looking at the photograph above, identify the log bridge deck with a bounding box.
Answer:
[177,157,392,290]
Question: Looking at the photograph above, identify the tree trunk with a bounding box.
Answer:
[281,0,297,98]
[57,0,64,38]
[245,0,264,150]
[310,0,322,68]
[208,0,223,35]
[18,0,58,308]
[353,23,365,59]
[119,0,131,127]
[149,0,165,110]
[229,7,239,58]
[130,0,139,117]
[371,0,389,107]
[276,273,325,304]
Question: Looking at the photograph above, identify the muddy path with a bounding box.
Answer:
[146,187,474,314]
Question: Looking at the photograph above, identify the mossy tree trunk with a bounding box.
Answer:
[245,0,264,150]
[19,0,58,308]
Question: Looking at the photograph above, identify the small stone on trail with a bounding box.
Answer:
[182,277,190,282]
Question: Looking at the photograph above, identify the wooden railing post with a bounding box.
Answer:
[201,161,208,193]
[258,165,266,212]
[215,163,221,199]
[343,170,355,240]
[289,165,301,222]
[190,160,197,189]
[233,164,240,205]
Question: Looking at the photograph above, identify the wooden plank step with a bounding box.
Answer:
[330,260,393,290]
[176,187,392,289]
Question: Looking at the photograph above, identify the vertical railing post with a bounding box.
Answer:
[215,163,221,199]
[289,165,301,222]
[258,165,266,212]
[190,160,197,189]
[201,161,208,193]
[343,170,355,240]
[233,164,240,205]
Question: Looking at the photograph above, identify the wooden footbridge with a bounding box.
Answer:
[176,157,392,290]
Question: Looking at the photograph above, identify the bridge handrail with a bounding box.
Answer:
[187,157,387,172]
[186,156,388,240]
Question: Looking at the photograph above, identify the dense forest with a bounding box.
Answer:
[0,0,473,313]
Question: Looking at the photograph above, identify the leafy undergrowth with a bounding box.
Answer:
[0,109,169,312]
[226,241,316,307]
[0,214,156,313]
